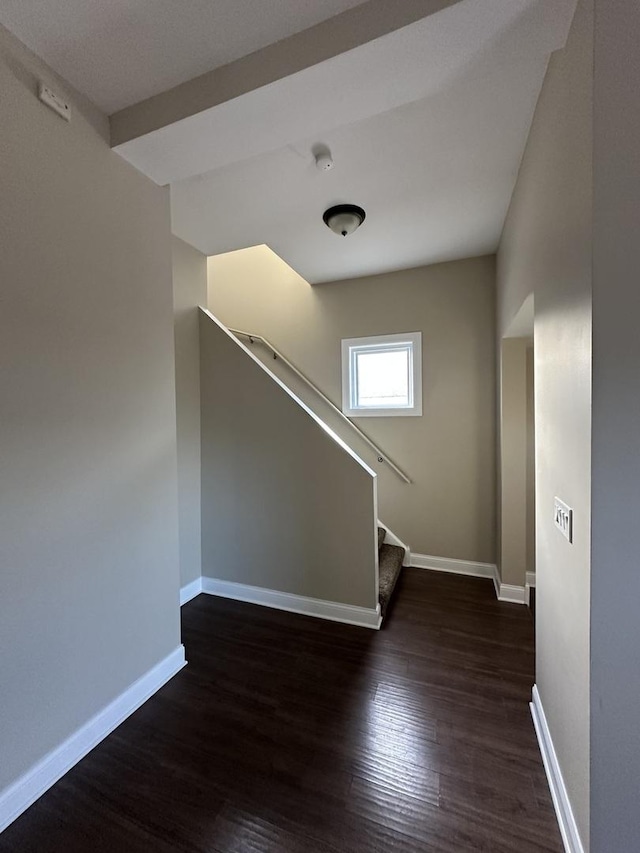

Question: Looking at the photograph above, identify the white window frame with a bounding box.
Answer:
[341,332,422,417]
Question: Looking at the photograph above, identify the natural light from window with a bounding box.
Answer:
[355,347,410,408]
[341,332,422,418]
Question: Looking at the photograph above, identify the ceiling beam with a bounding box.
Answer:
[109,0,463,147]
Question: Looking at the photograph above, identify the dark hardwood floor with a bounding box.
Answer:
[0,569,562,852]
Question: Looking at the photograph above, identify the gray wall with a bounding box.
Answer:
[208,249,496,564]
[0,26,180,793]
[590,0,640,847]
[172,237,207,587]
[499,338,529,587]
[497,0,592,845]
[526,346,536,576]
[200,310,378,609]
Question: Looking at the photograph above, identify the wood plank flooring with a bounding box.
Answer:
[0,569,563,852]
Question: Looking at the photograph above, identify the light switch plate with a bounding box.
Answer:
[554,497,573,543]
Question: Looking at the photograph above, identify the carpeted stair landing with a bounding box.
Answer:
[378,527,404,620]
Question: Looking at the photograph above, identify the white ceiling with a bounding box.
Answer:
[0,0,366,113]
[115,0,558,186]
[170,55,545,282]
[163,0,576,282]
[1,0,578,284]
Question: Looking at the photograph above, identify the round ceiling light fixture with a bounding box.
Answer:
[323,204,366,237]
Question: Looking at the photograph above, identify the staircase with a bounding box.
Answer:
[378,526,405,620]
[200,308,409,630]
[225,325,409,621]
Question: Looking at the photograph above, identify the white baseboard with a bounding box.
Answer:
[492,567,527,604]
[410,553,496,579]
[201,577,382,629]
[180,577,202,605]
[530,685,585,853]
[525,571,536,606]
[0,645,186,834]
[410,554,526,605]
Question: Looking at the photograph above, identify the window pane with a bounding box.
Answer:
[355,348,410,407]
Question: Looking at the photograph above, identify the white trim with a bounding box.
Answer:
[373,493,380,611]
[409,554,526,605]
[492,567,526,604]
[377,520,411,566]
[525,571,536,606]
[530,685,585,853]
[0,646,186,834]
[410,552,496,579]
[341,331,423,418]
[201,577,382,630]
[180,577,202,605]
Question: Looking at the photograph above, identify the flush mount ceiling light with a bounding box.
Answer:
[323,204,366,237]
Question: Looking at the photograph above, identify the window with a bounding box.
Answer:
[341,332,422,417]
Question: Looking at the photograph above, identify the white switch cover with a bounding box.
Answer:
[39,83,71,121]
[554,497,573,543]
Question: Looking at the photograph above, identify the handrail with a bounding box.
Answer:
[228,328,412,484]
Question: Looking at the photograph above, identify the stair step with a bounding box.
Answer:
[379,542,404,621]
[377,526,386,551]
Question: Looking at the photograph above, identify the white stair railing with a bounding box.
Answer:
[228,328,411,484]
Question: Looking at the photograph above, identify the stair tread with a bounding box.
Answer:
[379,542,404,621]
